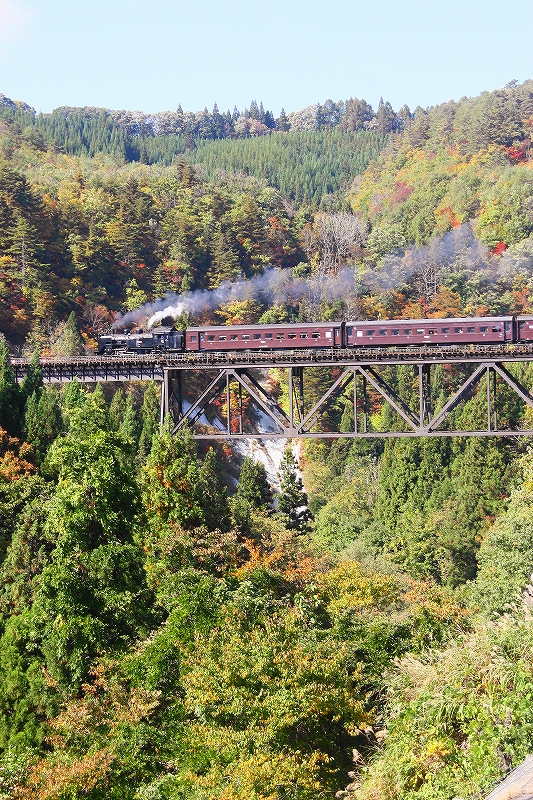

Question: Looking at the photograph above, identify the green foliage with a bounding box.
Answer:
[276,447,312,534]
[236,456,273,510]
[355,616,533,800]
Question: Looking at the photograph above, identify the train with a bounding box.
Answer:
[96,316,533,355]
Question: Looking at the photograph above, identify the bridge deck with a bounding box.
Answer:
[11,342,533,383]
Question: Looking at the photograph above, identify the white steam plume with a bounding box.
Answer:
[113,225,533,330]
[113,267,358,330]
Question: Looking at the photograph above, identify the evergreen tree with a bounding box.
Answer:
[236,456,273,510]
[118,394,139,445]
[207,229,242,288]
[198,447,231,532]
[276,448,312,533]
[138,381,160,464]
[52,312,84,357]
[20,348,42,404]
[23,386,62,464]
[0,336,21,437]
[108,387,126,431]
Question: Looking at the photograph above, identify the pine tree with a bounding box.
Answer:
[0,336,21,437]
[236,456,273,510]
[198,448,231,532]
[138,381,160,465]
[20,348,43,404]
[52,312,84,357]
[276,448,312,533]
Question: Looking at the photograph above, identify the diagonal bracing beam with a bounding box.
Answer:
[299,368,355,433]
[231,369,291,433]
[492,363,533,409]
[171,370,227,433]
[358,366,421,431]
[427,363,490,432]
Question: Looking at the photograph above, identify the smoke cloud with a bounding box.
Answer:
[113,224,533,330]
[113,267,359,329]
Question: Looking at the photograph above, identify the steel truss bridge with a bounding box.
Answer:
[11,343,533,439]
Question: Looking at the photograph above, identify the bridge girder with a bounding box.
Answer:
[11,346,533,439]
[162,359,533,439]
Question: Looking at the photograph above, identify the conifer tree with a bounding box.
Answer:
[276,448,312,533]
[24,386,62,463]
[118,394,139,444]
[20,348,43,404]
[52,312,84,357]
[108,387,126,431]
[199,447,231,532]
[236,456,273,510]
[138,381,160,465]
[0,336,21,437]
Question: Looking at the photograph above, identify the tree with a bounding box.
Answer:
[276,448,312,533]
[51,312,84,357]
[0,336,21,437]
[142,422,202,531]
[20,348,42,404]
[23,386,62,464]
[31,424,147,689]
[198,447,231,532]
[138,381,160,465]
[236,456,273,510]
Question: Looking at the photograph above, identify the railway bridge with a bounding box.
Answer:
[11,343,533,439]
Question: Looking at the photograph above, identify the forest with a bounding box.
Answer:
[1,79,533,798]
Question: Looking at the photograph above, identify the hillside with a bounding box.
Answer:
[2,80,533,799]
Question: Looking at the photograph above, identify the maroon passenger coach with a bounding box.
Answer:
[186,323,344,351]
[345,316,515,347]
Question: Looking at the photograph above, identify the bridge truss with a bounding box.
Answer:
[12,344,533,439]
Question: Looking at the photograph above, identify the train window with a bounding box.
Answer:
[379,329,387,336]
[207,335,215,341]
[288,333,297,339]
[392,329,399,335]
[346,326,353,335]
[491,327,501,333]
[265,333,273,339]
[454,327,463,334]
[505,321,511,331]
[441,327,450,334]
[428,329,437,335]
[367,330,375,336]
[416,329,424,334]
[404,329,411,335]
[230,334,238,340]
[190,334,197,341]
[200,333,204,340]
[300,333,308,339]
[276,333,285,339]
[253,334,261,340]
[242,334,250,340]
[218,335,227,341]
[467,327,475,333]
[312,332,320,338]
[480,326,488,332]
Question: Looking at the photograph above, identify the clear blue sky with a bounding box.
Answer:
[1,0,531,116]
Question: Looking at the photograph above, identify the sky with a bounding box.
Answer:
[1,0,532,116]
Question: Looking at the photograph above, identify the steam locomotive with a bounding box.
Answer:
[97,316,533,355]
